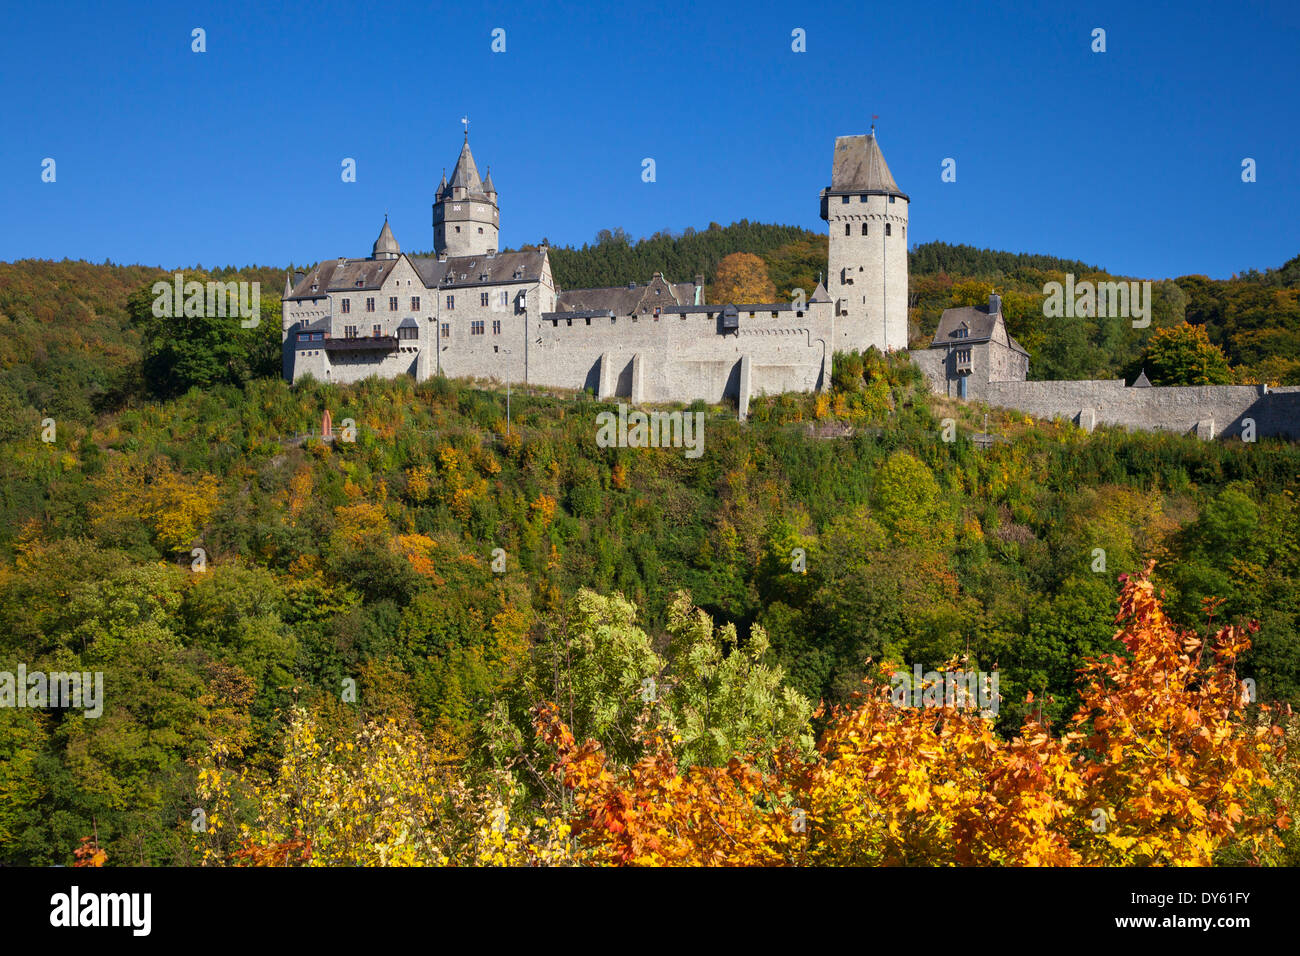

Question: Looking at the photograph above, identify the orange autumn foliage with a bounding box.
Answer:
[538,563,1289,866]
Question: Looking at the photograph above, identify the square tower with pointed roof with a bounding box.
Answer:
[820,132,909,354]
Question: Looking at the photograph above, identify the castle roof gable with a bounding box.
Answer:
[556,273,693,316]
[930,304,1028,356]
[409,249,547,288]
[286,256,401,299]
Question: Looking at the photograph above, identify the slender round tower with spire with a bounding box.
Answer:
[432,126,499,257]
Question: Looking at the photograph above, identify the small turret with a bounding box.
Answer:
[372,216,400,260]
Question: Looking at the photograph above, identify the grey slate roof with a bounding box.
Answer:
[931,304,1029,356]
[1131,369,1152,388]
[827,134,906,198]
[446,138,489,197]
[372,219,400,257]
[409,249,547,288]
[286,257,401,300]
[555,275,697,315]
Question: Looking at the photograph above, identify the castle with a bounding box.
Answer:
[282,130,1300,439]
[282,130,910,417]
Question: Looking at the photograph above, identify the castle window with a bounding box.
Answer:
[341,299,351,314]
[441,323,449,338]
[366,297,375,312]
[844,224,851,236]
[481,292,489,307]
[499,291,508,306]
[345,325,357,338]
[455,226,461,233]
[860,195,867,202]
[411,296,420,310]
[446,295,455,309]
[471,320,484,335]
[372,324,381,337]
[389,296,398,311]
[889,195,896,204]
[861,223,868,235]
[478,227,483,234]
[551,319,557,327]
[398,326,417,340]
[885,224,892,236]
[841,195,849,204]
[585,317,591,326]
[492,320,501,334]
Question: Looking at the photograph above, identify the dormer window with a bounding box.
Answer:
[955,326,968,339]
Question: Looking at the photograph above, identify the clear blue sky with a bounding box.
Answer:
[2,0,1296,279]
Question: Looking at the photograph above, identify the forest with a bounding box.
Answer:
[0,231,1298,866]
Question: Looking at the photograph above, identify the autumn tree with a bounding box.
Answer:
[710,253,777,304]
[544,566,1290,866]
[1136,322,1233,385]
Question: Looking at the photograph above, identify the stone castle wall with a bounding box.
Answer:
[523,302,834,405]
[976,378,1300,440]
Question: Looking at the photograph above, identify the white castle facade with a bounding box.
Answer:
[282,131,910,416]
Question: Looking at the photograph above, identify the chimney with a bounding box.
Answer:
[988,293,1002,316]
[695,274,705,287]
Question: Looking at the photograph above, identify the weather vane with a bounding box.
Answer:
[461,115,469,139]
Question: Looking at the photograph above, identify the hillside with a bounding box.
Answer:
[1,348,1299,864]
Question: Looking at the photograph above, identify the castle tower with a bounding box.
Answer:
[372,216,400,260]
[820,130,909,353]
[433,133,499,257]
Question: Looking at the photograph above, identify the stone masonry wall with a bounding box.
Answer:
[980,379,1300,440]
